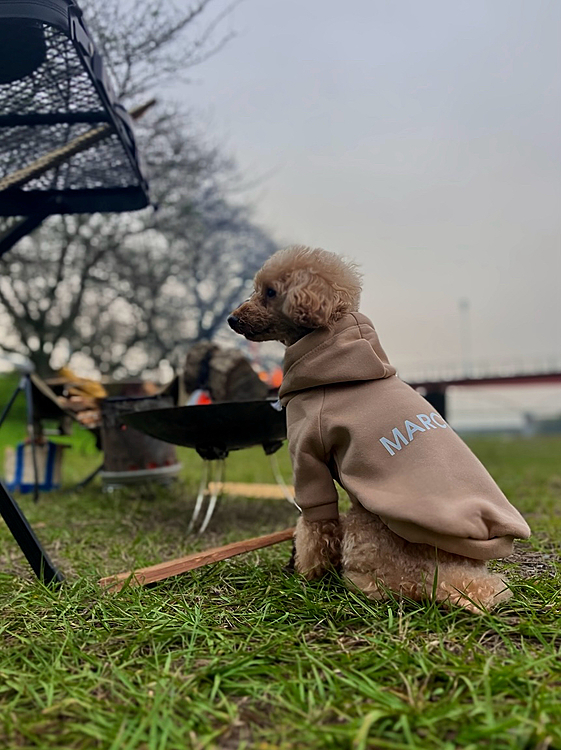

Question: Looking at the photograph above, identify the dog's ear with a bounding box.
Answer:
[282,270,337,328]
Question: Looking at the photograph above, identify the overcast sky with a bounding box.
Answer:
[172,0,560,377]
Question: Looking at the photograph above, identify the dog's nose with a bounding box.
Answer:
[227,315,239,330]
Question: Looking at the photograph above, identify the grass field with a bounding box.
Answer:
[0,374,560,749]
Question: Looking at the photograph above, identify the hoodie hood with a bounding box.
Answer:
[279,312,396,404]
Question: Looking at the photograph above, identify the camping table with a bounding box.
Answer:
[0,0,150,583]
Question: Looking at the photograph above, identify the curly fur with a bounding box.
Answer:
[341,504,511,614]
[229,245,362,345]
[294,516,342,580]
[230,245,512,613]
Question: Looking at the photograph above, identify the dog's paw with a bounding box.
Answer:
[294,516,342,579]
[438,575,512,614]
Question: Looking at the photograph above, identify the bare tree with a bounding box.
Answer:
[0,0,277,378]
[84,0,236,103]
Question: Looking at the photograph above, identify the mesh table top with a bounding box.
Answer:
[0,2,149,219]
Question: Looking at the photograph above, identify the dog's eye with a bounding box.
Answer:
[266,288,276,299]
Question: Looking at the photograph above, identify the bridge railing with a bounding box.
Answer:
[397,356,561,385]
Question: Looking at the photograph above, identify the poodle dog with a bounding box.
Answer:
[228,245,530,613]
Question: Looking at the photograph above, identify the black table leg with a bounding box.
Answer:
[0,479,63,584]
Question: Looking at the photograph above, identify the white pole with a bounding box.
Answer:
[459,298,472,377]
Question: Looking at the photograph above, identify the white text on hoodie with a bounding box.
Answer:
[379,413,448,456]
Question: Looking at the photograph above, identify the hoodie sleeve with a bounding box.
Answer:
[286,392,339,522]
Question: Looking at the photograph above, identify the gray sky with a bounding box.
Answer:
[174,0,561,375]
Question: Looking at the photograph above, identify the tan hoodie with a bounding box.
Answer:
[278,312,531,560]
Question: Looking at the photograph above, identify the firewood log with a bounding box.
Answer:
[99,527,295,591]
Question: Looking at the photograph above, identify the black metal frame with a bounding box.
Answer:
[0,212,52,258]
[1,187,149,219]
[0,480,63,584]
[0,0,150,217]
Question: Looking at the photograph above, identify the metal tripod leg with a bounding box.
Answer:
[197,459,225,534]
[65,463,104,493]
[0,479,63,584]
[187,459,225,534]
[268,453,301,511]
[187,460,210,533]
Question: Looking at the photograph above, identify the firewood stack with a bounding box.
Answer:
[52,367,108,429]
[59,393,103,428]
[183,341,270,403]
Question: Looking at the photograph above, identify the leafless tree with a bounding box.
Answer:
[85,0,237,102]
[0,0,277,378]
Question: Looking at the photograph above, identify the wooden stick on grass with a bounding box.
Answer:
[98,527,295,592]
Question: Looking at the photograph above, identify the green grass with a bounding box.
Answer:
[1,374,560,749]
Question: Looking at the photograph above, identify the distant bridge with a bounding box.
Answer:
[399,357,561,419]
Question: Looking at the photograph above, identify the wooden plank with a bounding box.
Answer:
[99,527,295,592]
[207,481,294,499]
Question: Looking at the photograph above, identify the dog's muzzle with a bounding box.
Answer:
[227,314,240,332]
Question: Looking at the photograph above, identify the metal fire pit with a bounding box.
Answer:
[121,400,287,460]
